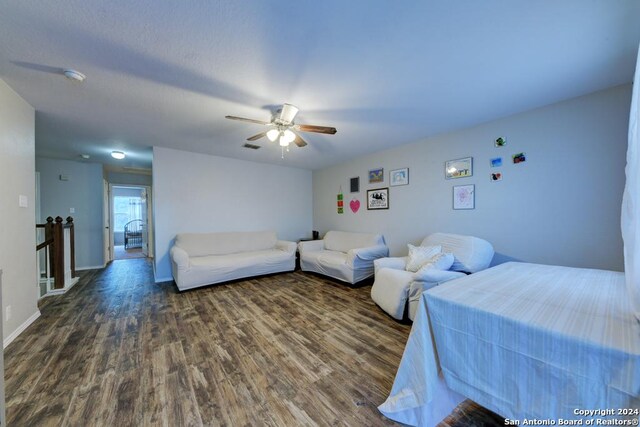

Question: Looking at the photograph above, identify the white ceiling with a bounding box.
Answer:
[1,1,639,170]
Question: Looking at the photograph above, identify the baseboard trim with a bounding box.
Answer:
[39,276,80,299]
[154,276,173,283]
[4,310,41,349]
[76,264,106,271]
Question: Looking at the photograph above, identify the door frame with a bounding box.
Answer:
[107,184,154,260]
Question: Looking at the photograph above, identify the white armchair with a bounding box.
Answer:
[371,233,494,320]
[299,230,389,284]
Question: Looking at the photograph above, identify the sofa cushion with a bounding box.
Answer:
[421,232,494,273]
[405,244,442,272]
[175,231,277,257]
[324,231,384,253]
[190,249,291,270]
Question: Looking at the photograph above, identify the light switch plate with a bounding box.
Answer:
[18,195,28,208]
[70,208,75,214]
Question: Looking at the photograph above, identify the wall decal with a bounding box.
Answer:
[390,168,409,186]
[512,152,526,164]
[350,199,360,213]
[495,137,507,147]
[491,172,503,181]
[368,168,384,184]
[490,157,502,168]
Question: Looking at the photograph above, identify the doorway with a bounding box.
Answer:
[108,185,153,261]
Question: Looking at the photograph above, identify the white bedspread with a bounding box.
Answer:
[380,262,640,425]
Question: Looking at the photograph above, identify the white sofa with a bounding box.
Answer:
[170,231,296,291]
[371,233,494,320]
[298,231,389,284]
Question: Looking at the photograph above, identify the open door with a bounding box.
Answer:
[103,179,112,264]
[140,188,148,257]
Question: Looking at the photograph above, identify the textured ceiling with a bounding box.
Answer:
[1,1,639,170]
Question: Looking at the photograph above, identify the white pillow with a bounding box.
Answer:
[415,252,455,275]
[406,244,442,272]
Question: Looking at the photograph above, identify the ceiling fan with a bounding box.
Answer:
[225,104,337,149]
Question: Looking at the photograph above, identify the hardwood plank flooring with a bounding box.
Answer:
[5,259,503,426]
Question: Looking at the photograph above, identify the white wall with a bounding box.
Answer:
[0,79,39,343]
[36,157,104,269]
[153,147,313,281]
[313,85,631,272]
[107,171,152,187]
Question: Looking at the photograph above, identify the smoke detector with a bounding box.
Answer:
[63,69,86,82]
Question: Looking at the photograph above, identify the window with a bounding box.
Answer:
[113,196,142,232]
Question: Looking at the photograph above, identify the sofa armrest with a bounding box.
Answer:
[374,256,408,275]
[275,240,297,254]
[298,239,325,254]
[170,246,190,269]
[347,244,389,264]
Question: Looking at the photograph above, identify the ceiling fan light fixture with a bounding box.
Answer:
[279,129,295,146]
[266,129,280,142]
[280,104,299,124]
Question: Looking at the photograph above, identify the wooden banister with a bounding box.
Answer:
[35,215,76,292]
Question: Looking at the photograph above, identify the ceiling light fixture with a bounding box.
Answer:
[111,151,126,160]
[63,69,86,83]
[279,129,296,147]
[80,154,90,159]
[266,129,280,142]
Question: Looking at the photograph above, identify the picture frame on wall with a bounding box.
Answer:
[453,184,475,210]
[350,176,360,193]
[389,168,409,186]
[445,157,473,179]
[368,168,384,184]
[367,188,389,210]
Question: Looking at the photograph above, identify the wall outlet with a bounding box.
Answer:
[5,305,11,321]
[18,195,28,208]
[69,207,75,214]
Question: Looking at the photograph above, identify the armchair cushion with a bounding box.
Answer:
[421,232,494,273]
[374,256,407,275]
[415,252,455,275]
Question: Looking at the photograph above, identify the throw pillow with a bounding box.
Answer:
[406,244,442,272]
[415,252,455,275]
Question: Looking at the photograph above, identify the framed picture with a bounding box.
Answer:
[390,168,409,186]
[453,184,475,210]
[350,177,360,193]
[490,157,502,168]
[495,137,507,147]
[368,168,384,184]
[445,157,473,179]
[490,172,503,182]
[367,188,389,210]
[512,152,526,164]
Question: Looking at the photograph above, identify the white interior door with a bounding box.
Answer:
[103,180,112,264]
[140,188,149,256]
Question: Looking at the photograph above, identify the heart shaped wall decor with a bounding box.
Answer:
[350,199,360,213]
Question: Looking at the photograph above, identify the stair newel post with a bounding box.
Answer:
[45,217,54,279]
[66,216,76,278]
[53,216,65,289]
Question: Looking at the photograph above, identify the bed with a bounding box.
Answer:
[379,262,640,425]
[124,219,143,249]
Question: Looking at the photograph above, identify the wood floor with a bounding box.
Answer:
[5,259,504,426]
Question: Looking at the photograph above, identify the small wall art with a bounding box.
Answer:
[367,188,389,210]
[453,184,475,210]
[512,152,526,164]
[369,168,384,184]
[490,172,503,182]
[337,191,344,214]
[350,198,361,213]
[495,137,507,147]
[390,167,409,186]
[445,157,473,179]
[350,177,360,193]
[490,157,502,168]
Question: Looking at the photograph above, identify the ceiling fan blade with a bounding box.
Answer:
[279,104,299,124]
[295,124,337,135]
[225,115,270,125]
[247,131,267,141]
[293,132,307,147]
